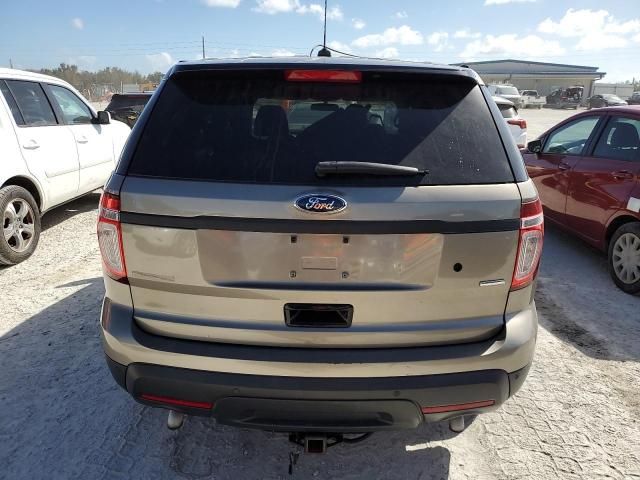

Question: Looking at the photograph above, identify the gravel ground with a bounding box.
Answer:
[1,109,639,479]
[519,106,583,140]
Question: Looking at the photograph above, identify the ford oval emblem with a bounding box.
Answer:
[294,194,347,214]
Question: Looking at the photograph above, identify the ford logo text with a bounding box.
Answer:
[294,194,347,214]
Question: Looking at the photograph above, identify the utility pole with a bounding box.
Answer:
[202,36,205,59]
[9,58,13,68]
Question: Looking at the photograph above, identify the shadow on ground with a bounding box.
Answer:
[0,277,452,479]
[536,223,640,362]
[0,193,101,272]
[41,192,101,231]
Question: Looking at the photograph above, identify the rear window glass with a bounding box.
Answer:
[498,103,517,119]
[128,70,513,186]
[107,95,151,111]
[0,80,25,125]
[6,80,57,126]
[497,86,519,96]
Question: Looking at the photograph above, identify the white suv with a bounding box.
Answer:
[493,96,527,149]
[0,68,130,265]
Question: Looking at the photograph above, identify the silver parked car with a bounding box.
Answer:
[487,84,522,108]
[98,58,542,448]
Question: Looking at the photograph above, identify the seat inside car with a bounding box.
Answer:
[253,104,297,180]
[604,122,640,161]
[254,105,290,142]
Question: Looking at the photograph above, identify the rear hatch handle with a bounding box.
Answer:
[315,161,428,177]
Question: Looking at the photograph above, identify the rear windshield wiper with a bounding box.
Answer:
[315,161,428,177]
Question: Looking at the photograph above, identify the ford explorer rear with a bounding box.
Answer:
[98,57,542,442]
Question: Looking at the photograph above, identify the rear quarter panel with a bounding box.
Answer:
[604,183,640,245]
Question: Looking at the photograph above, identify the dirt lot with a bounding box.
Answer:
[519,106,583,140]
[1,110,639,479]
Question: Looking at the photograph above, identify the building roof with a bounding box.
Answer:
[456,59,599,71]
[452,59,604,78]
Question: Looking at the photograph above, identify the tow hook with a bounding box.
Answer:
[304,435,328,454]
[167,410,185,430]
[289,432,373,453]
[287,433,373,474]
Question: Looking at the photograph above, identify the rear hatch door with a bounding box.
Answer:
[119,66,521,348]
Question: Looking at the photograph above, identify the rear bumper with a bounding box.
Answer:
[101,297,537,431]
[106,356,530,432]
[101,298,537,378]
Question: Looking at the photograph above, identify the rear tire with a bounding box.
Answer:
[608,222,640,295]
[0,185,41,266]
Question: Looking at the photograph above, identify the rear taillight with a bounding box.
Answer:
[97,191,127,283]
[421,399,495,414]
[140,394,213,410]
[507,118,527,129]
[511,198,544,290]
[285,69,362,83]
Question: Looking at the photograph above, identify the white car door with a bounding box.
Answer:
[4,80,79,208]
[45,84,115,194]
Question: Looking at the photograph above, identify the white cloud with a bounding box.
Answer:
[484,0,535,5]
[254,0,342,20]
[394,11,408,19]
[202,0,241,6]
[427,32,448,45]
[604,19,640,35]
[538,9,608,37]
[326,5,343,20]
[327,40,352,54]
[352,18,365,30]
[271,48,296,57]
[375,47,399,59]
[460,34,565,58]
[297,3,343,20]
[633,33,640,43]
[352,25,423,48]
[296,3,322,16]
[538,9,640,52]
[254,0,299,14]
[71,18,84,30]
[146,52,174,71]
[427,31,449,51]
[575,33,627,51]
[453,29,481,39]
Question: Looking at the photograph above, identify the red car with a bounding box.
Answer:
[523,106,640,294]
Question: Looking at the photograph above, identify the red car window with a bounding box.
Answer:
[593,118,640,162]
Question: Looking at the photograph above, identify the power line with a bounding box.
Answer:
[0,39,201,52]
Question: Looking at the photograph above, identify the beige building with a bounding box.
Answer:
[456,59,606,97]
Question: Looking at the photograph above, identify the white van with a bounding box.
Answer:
[0,68,130,265]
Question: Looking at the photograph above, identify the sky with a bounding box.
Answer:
[1,0,639,81]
